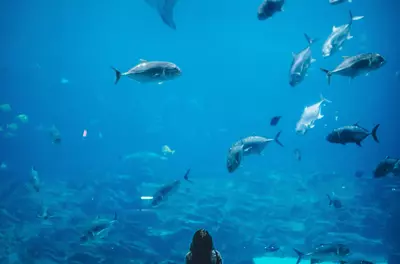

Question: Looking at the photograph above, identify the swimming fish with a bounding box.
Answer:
[289,34,318,87]
[327,193,342,208]
[150,169,192,206]
[233,132,284,156]
[227,145,244,173]
[293,244,350,264]
[373,156,400,178]
[322,11,364,58]
[296,95,331,135]
[326,123,380,146]
[270,116,282,126]
[257,0,285,20]
[80,213,118,242]
[320,53,386,85]
[111,59,181,85]
[161,145,175,155]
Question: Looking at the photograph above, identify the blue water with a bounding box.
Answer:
[1,0,400,263]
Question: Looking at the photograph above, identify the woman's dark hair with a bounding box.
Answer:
[190,229,214,264]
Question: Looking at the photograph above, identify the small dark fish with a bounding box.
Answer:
[294,149,302,161]
[270,116,282,126]
[327,194,342,208]
[354,170,364,178]
[326,123,380,147]
[265,243,280,253]
[257,0,285,20]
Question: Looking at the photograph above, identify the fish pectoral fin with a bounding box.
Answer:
[347,34,353,40]
[158,82,164,85]
[356,141,362,147]
[318,114,324,119]
[311,58,317,63]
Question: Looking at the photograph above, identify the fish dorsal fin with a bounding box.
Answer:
[342,56,350,59]
[385,156,390,159]
[139,59,147,62]
[292,52,296,58]
[332,26,338,32]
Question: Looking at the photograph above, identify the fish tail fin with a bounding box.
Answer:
[111,67,122,85]
[183,168,192,182]
[274,131,284,147]
[304,33,318,46]
[293,248,304,264]
[349,10,364,22]
[113,212,118,221]
[159,0,177,29]
[320,94,332,103]
[371,124,380,143]
[320,68,332,85]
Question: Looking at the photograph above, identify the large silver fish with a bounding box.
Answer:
[289,34,317,87]
[293,243,350,264]
[145,0,179,29]
[111,59,181,85]
[296,95,331,135]
[233,132,284,156]
[320,53,386,85]
[322,11,364,58]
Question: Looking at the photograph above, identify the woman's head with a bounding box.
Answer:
[190,229,214,252]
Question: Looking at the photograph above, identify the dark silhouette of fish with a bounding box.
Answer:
[145,0,179,30]
[270,116,282,126]
[327,194,342,208]
[151,169,192,206]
